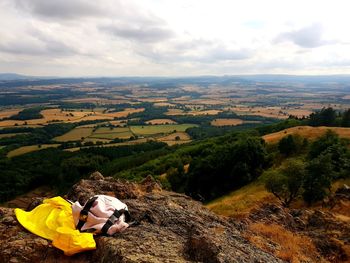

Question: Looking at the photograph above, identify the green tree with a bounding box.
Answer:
[278,135,304,156]
[342,108,350,127]
[309,107,337,126]
[309,130,340,159]
[303,154,334,205]
[265,159,305,207]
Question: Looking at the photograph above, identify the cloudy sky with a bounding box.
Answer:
[1,0,350,76]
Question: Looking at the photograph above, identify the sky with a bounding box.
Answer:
[1,0,350,77]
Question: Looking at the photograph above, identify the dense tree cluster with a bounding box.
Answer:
[266,130,350,206]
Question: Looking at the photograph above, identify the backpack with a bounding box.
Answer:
[72,195,131,235]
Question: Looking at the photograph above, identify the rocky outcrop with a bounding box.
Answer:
[248,201,350,262]
[0,172,283,263]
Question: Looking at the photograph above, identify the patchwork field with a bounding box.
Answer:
[211,118,244,126]
[130,124,197,136]
[0,107,144,128]
[7,144,61,158]
[54,126,134,142]
[262,126,350,144]
[54,127,94,142]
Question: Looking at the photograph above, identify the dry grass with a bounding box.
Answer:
[145,119,177,125]
[189,110,222,116]
[246,223,321,263]
[207,183,275,218]
[263,126,350,144]
[0,108,22,119]
[165,109,185,116]
[211,118,244,126]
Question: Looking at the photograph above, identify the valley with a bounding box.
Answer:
[1,75,350,262]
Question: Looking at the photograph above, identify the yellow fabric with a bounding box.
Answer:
[15,196,96,256]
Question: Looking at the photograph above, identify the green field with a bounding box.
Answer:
[7,144,61,158]
[90,132,133,140]
[89,127,133,139]
[54,127,94,142]
[130,124,198,136]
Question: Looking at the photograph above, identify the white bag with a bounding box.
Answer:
[72,195,130,235]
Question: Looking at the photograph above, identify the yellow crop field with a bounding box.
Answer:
[157,132,191,146]
[0,108,22,119]
[7,144,61,158]
[211,118,244,126]
[263,126,350,144]
[101,108,144,118]
[165,109,185,116]
[145,119,177,125]
[189,110,222,116]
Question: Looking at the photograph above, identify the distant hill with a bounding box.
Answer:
[0,73,34,81]
[262,126,350,144]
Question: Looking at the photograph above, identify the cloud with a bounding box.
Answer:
[14,0,104,20]
[135,39,253,64]
[0,31,77,57]
[200,46,252,62]
[100,23,174,43]
[275,23,330,48]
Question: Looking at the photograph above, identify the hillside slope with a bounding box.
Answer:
[207,177,350,262]
[262,126,350,144]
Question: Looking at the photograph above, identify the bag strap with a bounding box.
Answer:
[76,196,98,231]
[100,208,131,235]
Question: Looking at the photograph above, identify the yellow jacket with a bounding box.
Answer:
[15,196,96,256]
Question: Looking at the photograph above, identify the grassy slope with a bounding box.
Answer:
[208,126,350,218]
[263,126,350,144]
[206,173,275,218]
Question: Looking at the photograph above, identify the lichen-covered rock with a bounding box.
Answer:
[0,173,283,263]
